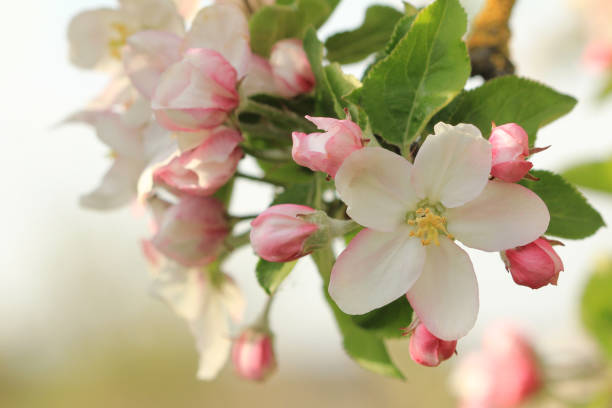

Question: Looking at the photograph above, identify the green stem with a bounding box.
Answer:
[235,171,286,187]
[229,214,259,222]
[313,172,325,210]
[311,245,336,284]
[239,100,315,133]
[240,144,292,162]
[223,230,251,252]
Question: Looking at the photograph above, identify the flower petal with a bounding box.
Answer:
[446,181,550,252]
[123,30,183,99]
[412,123,491,208]
[150,263,244,380]
[185,3,251,78]
[407,237,478,341]
[80,158,143,210]
[329,227,426,315]
[335,147,418,232]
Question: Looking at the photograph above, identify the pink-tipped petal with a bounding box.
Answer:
[292,116,363,178]
[270,39,315,98]
[335,147,418,232]
[152,48,239,131]
[407,237,478,341]
[329,227,426,315]
[447,181,550,252]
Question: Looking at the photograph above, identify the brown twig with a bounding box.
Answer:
[467,0,517,80]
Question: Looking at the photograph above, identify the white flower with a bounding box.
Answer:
[329,123,550,340]
[149,252,245,380]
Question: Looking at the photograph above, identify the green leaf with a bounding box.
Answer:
[354,0,470,149]
[324,5,403,64]
[362,12,417,79]
[519,170,605,239]
[311,247,404,379]
[258,160,313,185]
[304,29,361,118]
[249,0,337,57]
[563,156,612,194]
[351,296,413,338]
[582,257,612,359]
[599,72,612,100]
[432,76,577,145]
[256,259,298,295]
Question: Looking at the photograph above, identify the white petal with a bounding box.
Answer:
[407,237,478,341]
[412,123,491,208]
[123,30,183,99]
[80,159,142,210]
[67,9,128,70]
[185,3,251,77]
[121,0,185,35]
[446,181,550,252]
[329,227,426,315]
[335,147,418,232]
[151,264,244,380]
[66,111,143,158]
[191,276,244,380]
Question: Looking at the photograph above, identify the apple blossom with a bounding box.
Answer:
[231,328,277,381]
[489,123,535,182]
[152,195,230,266]
[452,323,541,408]
[240,55,280,98]
[148,249,245,380]
[270,39,315,98]
[250,204,319,263]
[408,323,457,367]
[68,0,185,71]
[292,115,364,178]
[502,237,564,289]
[329,122,550,340]
[151,48,240,131]
[65,106,175,210]
[153,127,243,196]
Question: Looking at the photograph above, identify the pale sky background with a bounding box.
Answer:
[1,0,612,383]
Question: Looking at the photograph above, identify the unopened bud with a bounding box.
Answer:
[232,329,276,381]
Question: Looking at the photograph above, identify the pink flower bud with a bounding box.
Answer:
[270,39,315,98]
[250,204,319,263]
[152,196,229,266]
[292,116,363,178]
[231,329,276,382]
[152,48,239,131]
[409,323,457,367]
[153,127,243,196]
[503,237,564,289]
[489,123,533,183]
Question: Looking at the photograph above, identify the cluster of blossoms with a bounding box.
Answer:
[65,0,571,385]
[65,0,313,380]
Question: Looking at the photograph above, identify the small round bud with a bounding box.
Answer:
[232,329,276,382]
[503,237,564,289]
[490,123,533,182]
[409,323,457,367]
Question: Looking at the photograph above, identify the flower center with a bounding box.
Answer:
[406,207,453,246]
[108,23,131,60]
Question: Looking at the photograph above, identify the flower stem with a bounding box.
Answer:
[235,171,286,187]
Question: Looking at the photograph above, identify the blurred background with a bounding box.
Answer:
[1,0,611,406]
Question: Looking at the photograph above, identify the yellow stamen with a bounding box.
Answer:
[108,23,130,60]
[407,208,454,246]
